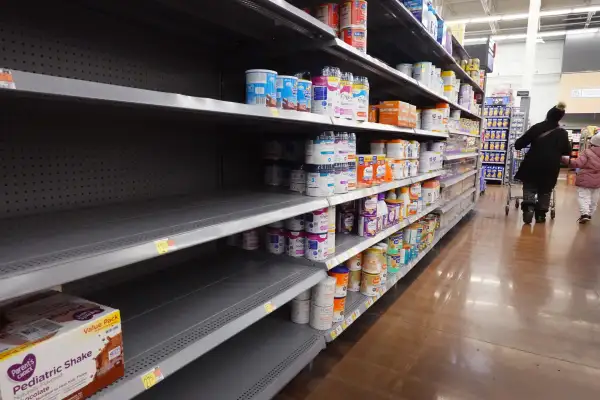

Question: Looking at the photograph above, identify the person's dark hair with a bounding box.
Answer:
[546,102,566,123]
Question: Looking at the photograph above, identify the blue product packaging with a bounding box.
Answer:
[276,75,298,110]
[297,79,312,112]
[246,69,277,107]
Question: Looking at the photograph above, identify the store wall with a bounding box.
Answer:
[562,31,600,73]
[485,40,564,124]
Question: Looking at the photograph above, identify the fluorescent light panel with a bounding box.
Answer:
[464,27,600,43]
[447,6,600,25]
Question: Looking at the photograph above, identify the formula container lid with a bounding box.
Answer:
[277,75,298,80]
[330,265,349,274]
[297,79,312,84]
[295,71,311,80]
[245,69,277,74]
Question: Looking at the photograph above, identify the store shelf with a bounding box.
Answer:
[327,171,443,206]
[451,35,471,60]
[440,170,477,188]
[483,161,505,165]
[330,119,449,138]
[0,190,329,302]
[484,177,503,181]
[438,187,477,214]
[325,39,482,121]
[376,0,484,95]
[448,129,479,138]
[483,150,506,153]
[136,318,325,400]
[88,251,326,400]
[321,201,476,342]
[320,201,441,270]
[443,152,479,161]
[3,70,454,138]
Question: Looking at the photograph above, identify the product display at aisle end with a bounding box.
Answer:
[482,96,513,183]
[0,1,482,400]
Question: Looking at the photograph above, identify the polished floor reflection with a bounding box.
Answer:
[278,181,600,400]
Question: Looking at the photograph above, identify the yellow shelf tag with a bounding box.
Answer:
[154,238,176,255]
[264,302,276,314]
[342,321,348,330]
[330,330,337,340]
[270,108,279,117]
[141,367,164,390]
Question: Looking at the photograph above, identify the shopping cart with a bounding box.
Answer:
[505,144,556,219]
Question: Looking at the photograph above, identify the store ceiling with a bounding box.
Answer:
[443,0,600,37]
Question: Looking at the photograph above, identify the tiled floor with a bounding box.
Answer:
[278,181,600,400]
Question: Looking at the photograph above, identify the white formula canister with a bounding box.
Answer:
[396,63,413,76]
[245,69,277,107]
[286,230,305,258]
[242,230,260,250]
[311,276,336,306]
[295,289,311,301]
[291,299,310,324]
[327,230,336,256]
[370,140,386,155]
[285,215,305,231]
[305,207,329,233]
[328,206,336,231]
[289,168,306,194]
[310,303,334,330]
[267,220,284,229]
[305,131,335,165]
[334,164,348,194]
[348,269,361,292]
[306,165,335,197]
[305,232,328,261]
[333,296,346,323]
[266,228,285,255]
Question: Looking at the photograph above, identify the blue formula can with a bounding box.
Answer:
[246,69,277,108]
[297,79,312,112]
[276,75,298,110]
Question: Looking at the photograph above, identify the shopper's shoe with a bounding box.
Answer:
[578,215,591,224]
[535,214,547,223]
[523,210,534,224]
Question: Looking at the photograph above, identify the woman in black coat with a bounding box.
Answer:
[514,102,571,224]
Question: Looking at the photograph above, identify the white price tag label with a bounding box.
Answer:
[335,325,343,335]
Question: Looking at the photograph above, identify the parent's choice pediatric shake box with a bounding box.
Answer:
[0,292,124,399]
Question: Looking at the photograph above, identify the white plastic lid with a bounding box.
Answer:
[245,69,277,74]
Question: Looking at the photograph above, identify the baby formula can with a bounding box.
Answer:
[327,229,336,256]
[297,79,312,112]
[348,269,361,291]
[306,207,330,233]
[312,75,329,115]
[305,232,328,261]
[268,220,284,229]
[340,72,354,119]
[379,268,387,286]
[315,3,340,33]
[328,265,350,297]
[346,253,362,270]
[276,75,298,110]
[387,231,403,255]
[312,276,336,306]
[245,69,277,107]
[360,271,381,296]
[289,167,306,194]
[388,254,401,274]
[285,215,305,231]
[291,299,310,324]
[340,0,368,28]
[310,303,334,330]
[306,164,335,197]
[305,131,335,164]
[347,161,357,190]
[396,63,413,76]
[295,289,311,301]
[334,163,349,194]
[341,26,367,53]
[242,229,260,250]
[333,296,347,322]
[286,230,305,258]
[266,227,285,255]
[353,76,369,120]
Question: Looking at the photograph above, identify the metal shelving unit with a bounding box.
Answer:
[0,0,483,398]
[440,170,478,188]
[322,202,475,342]
[86,251,325,399]
[135,318,325,400]
[438,188,477,214]
[443,152,480,161]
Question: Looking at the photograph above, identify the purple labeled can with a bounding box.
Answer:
[305,232,328,261]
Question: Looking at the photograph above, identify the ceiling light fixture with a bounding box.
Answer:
[447,6,600,25]
[463,27,600,43]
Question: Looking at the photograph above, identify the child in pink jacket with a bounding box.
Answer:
[564,134,600,223]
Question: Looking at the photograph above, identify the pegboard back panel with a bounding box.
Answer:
[1,101,220,219]
[0,1,221,97]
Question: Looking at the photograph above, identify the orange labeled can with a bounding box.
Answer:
[360,271,380,296]
[340,26,367,53]
[316,3,340,33]
[333,296,347,322]
[357,154,374,188]
[328,265,349,297]
[340,0,368,29]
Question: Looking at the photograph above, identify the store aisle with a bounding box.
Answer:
[278,182,600,400]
